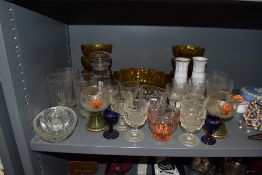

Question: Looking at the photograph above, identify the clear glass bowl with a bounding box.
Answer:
[33,106,77,142]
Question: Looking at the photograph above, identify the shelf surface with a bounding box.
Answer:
[7,0,262,29]
[30,112,262,157]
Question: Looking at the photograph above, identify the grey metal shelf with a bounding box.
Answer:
[30,112,262,157]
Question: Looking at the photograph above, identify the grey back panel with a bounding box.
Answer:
[0,1,69,174]
[70,25,262,89]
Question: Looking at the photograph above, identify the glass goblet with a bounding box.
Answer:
[202,91,238,142]
[111,91,133,131]
[103,109,120,139]
[73,73,97,117]
[80,85,110,131]
[178,94,206,147]
[123,99,148,143]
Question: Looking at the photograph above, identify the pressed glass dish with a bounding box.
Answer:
[113,68,170,88]
[33,106,77,143]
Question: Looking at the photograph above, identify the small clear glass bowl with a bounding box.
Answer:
[33,106,77,142]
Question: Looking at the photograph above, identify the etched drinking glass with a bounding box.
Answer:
[178,93,206,147]
[111,91,133,131]
[123,99,148,143]
[47,72,76,107]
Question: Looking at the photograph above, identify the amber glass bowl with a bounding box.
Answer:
[80,44,113,72]
[172,45,205,58]
[81,43,113,56]
[113,68,170,88]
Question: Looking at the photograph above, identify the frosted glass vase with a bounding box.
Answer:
[191,57,208,84]
[173,57,190,84]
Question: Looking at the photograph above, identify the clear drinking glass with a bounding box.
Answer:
[111,91,133,131]
[138,85,167,106]
[47,72,75,107]
[168,82,188,108]
[73,73,97,117]
[207,76,234,97]
[187,81,207,96]
[178,93,206,147]
[123,99,148,143]
[120,81,139,99]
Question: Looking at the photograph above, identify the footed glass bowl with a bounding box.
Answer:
[113,68,170,88]
[33,106,77,142]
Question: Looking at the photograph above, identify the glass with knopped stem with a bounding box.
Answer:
[80,85,110,132]
[111,91,133,131]
[178,93,207,147]
[103,109,120,139]
[123,99,148,143]
[201,91,238,144]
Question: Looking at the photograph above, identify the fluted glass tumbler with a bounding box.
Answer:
[47,72,74,107]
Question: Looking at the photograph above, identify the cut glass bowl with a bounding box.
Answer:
[33,106,77,142]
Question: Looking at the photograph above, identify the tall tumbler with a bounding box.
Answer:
[47,72,75,107]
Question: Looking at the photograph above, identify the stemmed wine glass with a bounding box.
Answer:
[201,91,238,145]
[80,85,110,131]
[103,109,120,139]
[178,93,206,147]
[123,99,148,143]
[111,91,133,131]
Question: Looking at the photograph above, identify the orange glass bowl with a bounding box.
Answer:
[148,106,180,142]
